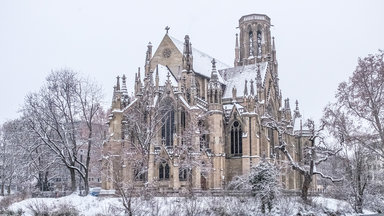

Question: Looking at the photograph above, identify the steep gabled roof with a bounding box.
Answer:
[221,62,268,99]
[169,36,229,84]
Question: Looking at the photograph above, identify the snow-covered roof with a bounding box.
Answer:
[156,64,178,86]
[221,62,268,99]
[169,36,229,84]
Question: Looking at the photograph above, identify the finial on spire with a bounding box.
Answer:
[167,71,171,81]
[211,58,216,69]
[165,26,170,34]
[295,100,299,110]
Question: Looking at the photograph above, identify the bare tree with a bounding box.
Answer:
[23,69,103,195]
[265,117,342,202]
[323,50,384,212]
[333,50,384,158]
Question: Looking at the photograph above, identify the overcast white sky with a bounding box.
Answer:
[0,0,383,124]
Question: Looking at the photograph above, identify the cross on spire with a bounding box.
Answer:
[165,26,170,34]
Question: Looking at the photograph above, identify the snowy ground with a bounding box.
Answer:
[2,194,379,215]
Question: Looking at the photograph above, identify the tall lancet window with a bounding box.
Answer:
[159,163,170,180]
[230,121,242,155]
[161,103,175,146]
[257,30,262,57]
[249,30,254,56]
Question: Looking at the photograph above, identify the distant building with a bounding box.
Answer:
[102,14,315,193]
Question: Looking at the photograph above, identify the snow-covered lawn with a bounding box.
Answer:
[3,194,379,215]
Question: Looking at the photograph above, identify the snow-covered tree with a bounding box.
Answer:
[324,50,384,213]
[23,69,103,195]
[330,50,384,158]
[0,119,33,195]
[265,117,343,202]
[249,159,280,213]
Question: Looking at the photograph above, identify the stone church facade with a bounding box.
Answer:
[102,14,314,193]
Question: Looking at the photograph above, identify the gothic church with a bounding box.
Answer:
[102,14,313,193]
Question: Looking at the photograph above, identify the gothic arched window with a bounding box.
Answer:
[161,104,175,146]
[179,167,191,181]
[159,163,170,180]
[180,108,186,130]
[249,30,254,56]
[214,89,218,103]
[268,128,275,157]
[230,121,242,155]
[257,30,262,57]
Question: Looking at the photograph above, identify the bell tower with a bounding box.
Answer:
[235,14,272,66]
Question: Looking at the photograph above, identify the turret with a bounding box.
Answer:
[208,59,222,110]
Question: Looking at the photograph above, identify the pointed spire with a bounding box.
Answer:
[210,58,218,82]
[294,99,302,118]
[137,67,141,80]
[166,71,171,82]
[183,35,193,72]
[285,98,290,110]
[244,79,248,96]
[250,79,255,96]
[122,74,127,92]
[256,63,262,88]
[116,76,120,90]
[232,86,237,100]
[155,65,159,89]
[234,33,240,67]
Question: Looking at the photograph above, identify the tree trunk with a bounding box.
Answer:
[7,185,10,195]
[70,168,76,192]
[1,183,4,196]
[301,173,312,202]
[83,174,89,196]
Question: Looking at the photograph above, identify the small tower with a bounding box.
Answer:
[208,59,222,110]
